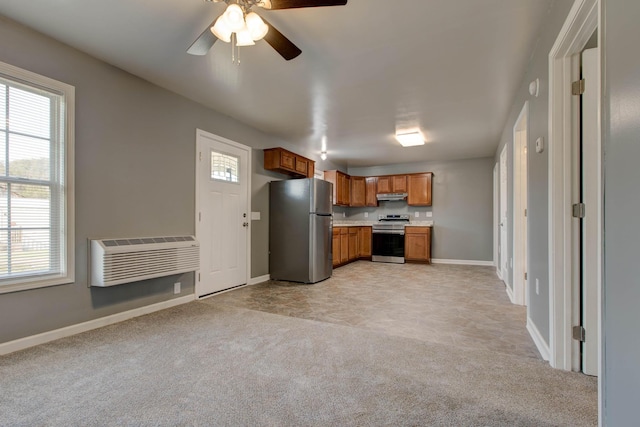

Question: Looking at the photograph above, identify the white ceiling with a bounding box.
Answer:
[0,0,552,167]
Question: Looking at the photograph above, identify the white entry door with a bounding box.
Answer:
[196,130,250,297]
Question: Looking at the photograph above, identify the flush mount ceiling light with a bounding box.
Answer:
[320,151,327,160]
[395,131,425,147]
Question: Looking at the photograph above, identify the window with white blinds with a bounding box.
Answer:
[0,62,74,294]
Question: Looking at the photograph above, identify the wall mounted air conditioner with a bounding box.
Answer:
[90,236,200,287]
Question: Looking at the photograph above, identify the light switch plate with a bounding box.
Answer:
[535,137,545,153]
[251,211,261,221]
[414,212,419,218]
[426,212,433,218]
[364,212,368,218]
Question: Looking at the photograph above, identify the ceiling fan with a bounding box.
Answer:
[187,0,348,61]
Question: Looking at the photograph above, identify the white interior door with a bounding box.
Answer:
[499,145,508,283]
[581,47,600,376]
[196,130,250,297]
[513,102,529,306]
[522,140,528,306]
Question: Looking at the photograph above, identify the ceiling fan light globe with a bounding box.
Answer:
[236,26,256,46]
[223,4,246,32]
[211,16,232,43]
[245,12,269,41]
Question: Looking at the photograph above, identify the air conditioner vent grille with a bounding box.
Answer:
[90,236,200,287]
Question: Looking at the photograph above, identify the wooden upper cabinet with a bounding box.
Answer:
[392,175,408,192]
[407,172,433,206]
[350,176,366,207]
[377,175,408,193]
[324,170,351,206]
[365,177,378,207]
[264,147,315,178]
[377,176,392,193]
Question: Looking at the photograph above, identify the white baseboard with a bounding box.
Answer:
[527,317,551,361]
[496,268,503,280]
[0,294,195,356]
[431,259,494,267]
[505,283,516,304]
[249,274,270,285]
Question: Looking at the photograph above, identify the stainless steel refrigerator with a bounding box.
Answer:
[269,178,333,283]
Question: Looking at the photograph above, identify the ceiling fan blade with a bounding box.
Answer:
[261,0,347,10]
[262,19,302,61]
[187,20,218,56]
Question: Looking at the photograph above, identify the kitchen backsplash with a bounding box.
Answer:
[333,201,433,221]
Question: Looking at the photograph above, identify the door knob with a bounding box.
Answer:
[243,222,249,227]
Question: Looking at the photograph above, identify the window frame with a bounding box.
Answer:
[0,61,75,294]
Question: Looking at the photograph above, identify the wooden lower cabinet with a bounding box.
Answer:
[404,226,432,263]
[348,228,359,261]
[332,226,373,267]
[340,228,349,264]
[359,227,372,258]
[332,228,341,267]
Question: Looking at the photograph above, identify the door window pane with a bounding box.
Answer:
[211,151,239,183]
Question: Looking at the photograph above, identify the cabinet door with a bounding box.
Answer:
[404,227,431,263]
[348,228,359,261]
[295,156,308,176]
[332,228,341,267]
[340,229,349,264]
[338,173,351,206]
[365,177,378,206]
[280,150,296,171]
[377,176,392,193]
[407,173,432,206]
[392,175,408,192]
[350,177,366,207]
[359,227,372,257]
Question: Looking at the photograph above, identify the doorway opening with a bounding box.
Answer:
[498,144,509,286]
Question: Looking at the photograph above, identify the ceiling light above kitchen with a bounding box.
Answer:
[395,131,425,147]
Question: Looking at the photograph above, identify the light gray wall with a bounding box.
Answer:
[493,0,574,344]
[347,157,494,261]
[602,0,640,423]
[0,15,345,344]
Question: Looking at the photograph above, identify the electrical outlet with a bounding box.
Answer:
[535,279,540,295]
[364,212,368,218]
[426,211,433,218]
[414,212,419,218]
[174,282,181,294]
[342,212,346,218]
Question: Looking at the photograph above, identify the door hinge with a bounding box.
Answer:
[524,272,528,280]
[198,273,201,282]
[524,208,527,217]
[572,79,585,95]
[199,152,202,161]
[199,212,202,222]
[573,325,586,342]
[572,203,586,218]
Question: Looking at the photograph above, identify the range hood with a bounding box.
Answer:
[376,192,408,201]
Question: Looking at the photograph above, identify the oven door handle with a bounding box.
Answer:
[372,230,405,235]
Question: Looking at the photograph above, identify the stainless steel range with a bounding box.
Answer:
[372,214,410,264]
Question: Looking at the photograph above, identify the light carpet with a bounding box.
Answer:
[0,301,596,426]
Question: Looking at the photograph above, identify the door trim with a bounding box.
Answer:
[548,0,601,421]
[513,101,529,307]
[194,129,252,297]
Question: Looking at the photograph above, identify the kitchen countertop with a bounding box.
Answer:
[333,220,434,227]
